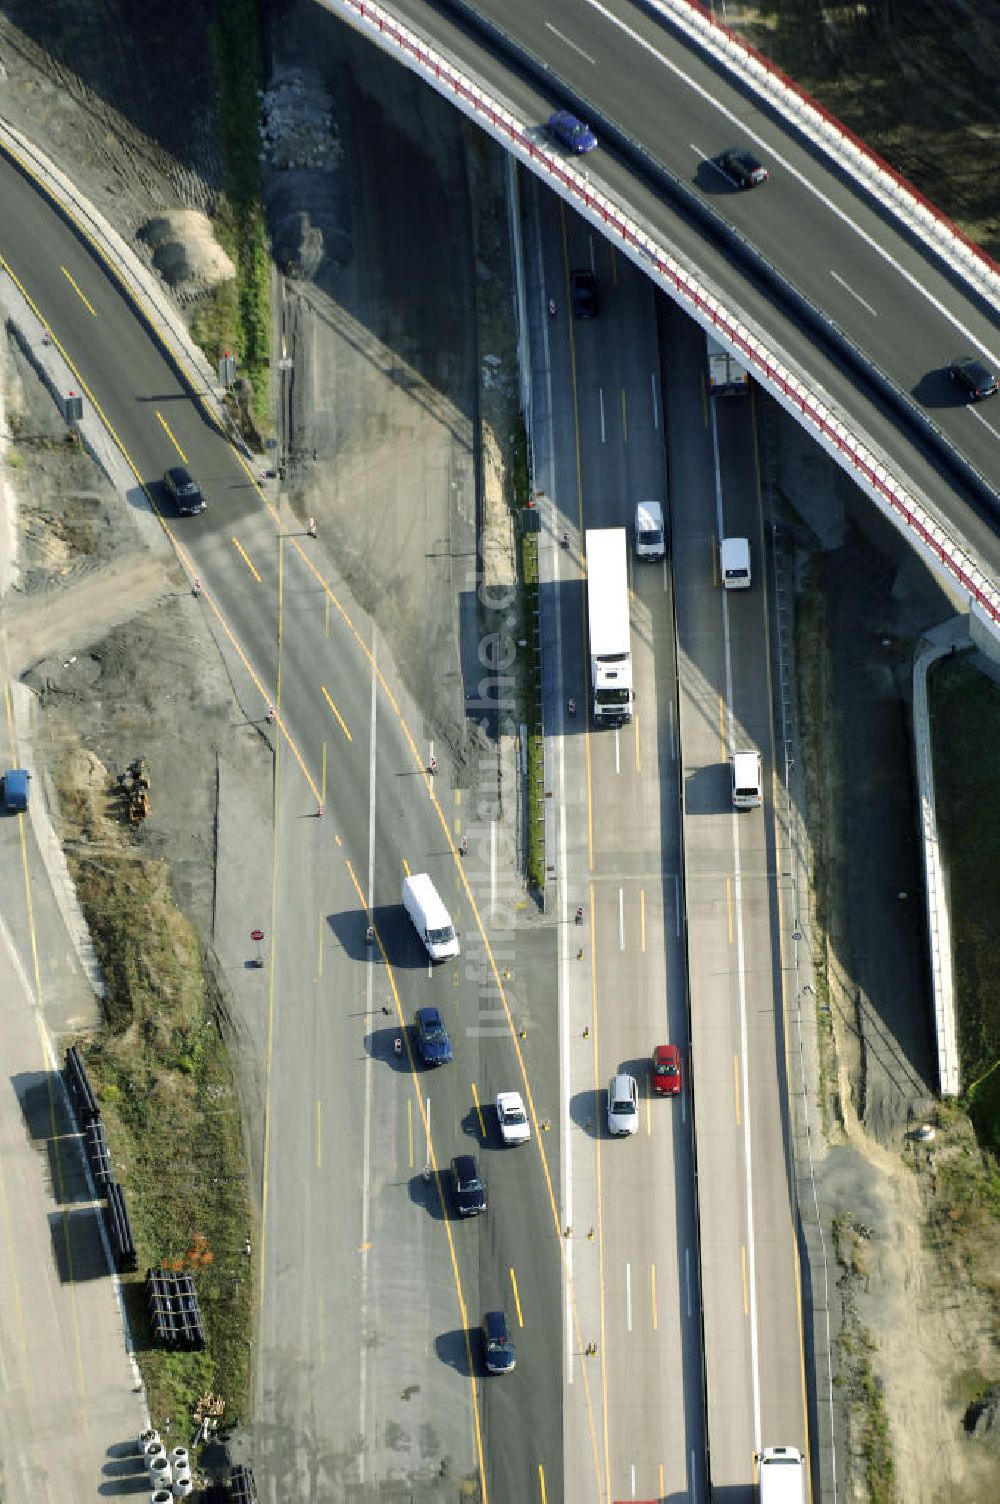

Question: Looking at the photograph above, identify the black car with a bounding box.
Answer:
[163,466,206,515]
[715,148,768,189]
[482,1311,516,1374]
[571,270,599,319]
[950,356,998,401]
[450,1154,487,1217]
[414,1006,452,1066]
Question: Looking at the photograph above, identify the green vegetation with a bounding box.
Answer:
[510,417,545,894]
[207,0,271,426]
[731,2,1000,259]
[60,791,253,1432]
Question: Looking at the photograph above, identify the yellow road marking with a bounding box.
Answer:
[659,1462,665,1499]
[320,685,352,742]
[402,856,411,878]
[232,536,262,584]
[509,1267,524,1327]
[60,266,97,315]
[537,1463,547,1504]
[343,860,489,1500]
[3,251,601,1501]
[0,682,92,1437]
[155,409,188,461]
[471,1082,486,1139]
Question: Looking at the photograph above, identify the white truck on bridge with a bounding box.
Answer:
[757,1446,806,1504]
[585,527,633,726]
[707,333,749,395]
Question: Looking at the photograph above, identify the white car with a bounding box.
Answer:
[607,1073,639,1136]
[496,1091,531,1146]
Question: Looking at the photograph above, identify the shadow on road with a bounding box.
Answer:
[434,1326,474,1377]
[326,904,427,967]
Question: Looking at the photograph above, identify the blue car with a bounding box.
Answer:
[415,1006,452,1066]
[548,110,598,155]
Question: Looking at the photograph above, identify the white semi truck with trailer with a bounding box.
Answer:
[585,528,633,726]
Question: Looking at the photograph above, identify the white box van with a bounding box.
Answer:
[402,873,460,960]
[720,536,751,589]
[634,500,665,560]
[732,749,763,809]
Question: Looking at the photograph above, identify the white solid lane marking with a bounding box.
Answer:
[710,400,763,1444]
[971,408,1000,442]
[685,1246,693,1319]
[626,1261,633,1331]
[545,21,597,66]
[358,639,380,1483]
[619,887,625,951]
[651,369,659,431]
[673,873,681,937]
[668,698,676,758]
[830,269,879,317]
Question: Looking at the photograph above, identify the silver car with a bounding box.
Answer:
[607,1073,639,1136]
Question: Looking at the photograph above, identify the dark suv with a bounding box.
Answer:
[450,1154,487,1217]
[164,466,206,515]
[414,1006,452,1066]
[950,356,998,401]
[715,148,768,189]
[482,1311,516,1374]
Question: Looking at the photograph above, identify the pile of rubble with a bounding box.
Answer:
[258,70,342,173]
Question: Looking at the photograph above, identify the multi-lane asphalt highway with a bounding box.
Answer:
[353,0,1000,578]
[0,131,568,1503]
[1,7,868,1495]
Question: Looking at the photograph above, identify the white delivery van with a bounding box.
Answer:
[634,500,665,560]
[757,1447,805,1504]
[732,749,763,809]
[720,535,751,589]
[402,873,460,961]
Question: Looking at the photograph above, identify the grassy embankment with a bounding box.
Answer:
[191,0,271,432]
[511,419,546,894]
[59,772,254,1433]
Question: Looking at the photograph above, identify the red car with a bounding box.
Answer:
[652,1044,682,1096]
